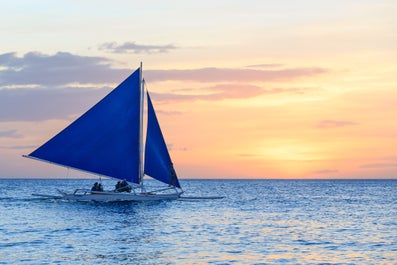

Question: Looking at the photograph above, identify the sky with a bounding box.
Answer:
[0,0,396,179]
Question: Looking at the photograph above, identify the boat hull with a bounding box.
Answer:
[60,190,183,202]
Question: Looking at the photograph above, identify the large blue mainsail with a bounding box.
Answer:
[144,92,181,188]
[28,68,141,183]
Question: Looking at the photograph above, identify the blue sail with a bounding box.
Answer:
[144,92,181,188]
[28,68,141,183]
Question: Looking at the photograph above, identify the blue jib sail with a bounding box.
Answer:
[144,92,181,188]
[28,68,141,183]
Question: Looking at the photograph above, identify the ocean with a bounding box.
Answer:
[0,179,396,264]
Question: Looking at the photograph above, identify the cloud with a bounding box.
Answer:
[316,120,358,128]
[150,84,264,103]
[264,87,316,95]
[151,84,316,103]
[0,84,263,121]
[166,143,188,152]
[1,84,310,122]
[0,52,129,87]
[0,86,111,121]
[238,154,261,157]
[155,110,183,116]
[99,42,178,54]
[0,51,328,121]
[0,52,327,88]
[0,129,22,138]
[145,67,327,83]
[360,163,397,169]
[246,64,284,69]
[313,169,339,174]
[0,145,36,149]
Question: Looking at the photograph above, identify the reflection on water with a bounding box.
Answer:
[0,179,396,264]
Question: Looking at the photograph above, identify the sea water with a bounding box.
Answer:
[0,179,396,264]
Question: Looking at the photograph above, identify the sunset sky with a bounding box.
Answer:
[0,0,396,179]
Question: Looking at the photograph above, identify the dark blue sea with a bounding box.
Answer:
[0,179,396,264]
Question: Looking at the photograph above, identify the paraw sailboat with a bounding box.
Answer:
[24,64,188,201]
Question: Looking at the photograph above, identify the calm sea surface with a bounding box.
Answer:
[0,179,396,264]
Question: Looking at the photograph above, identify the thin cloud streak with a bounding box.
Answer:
[246,64,284,68]
[145,67,327,83]
[0,52,129,87]
[360,163,397,169]
[0,129,22,138]
[313,169,339,174]
[99,42,178,54]
[0,145,36,150]
[151,84,316,103]
[150,84,264,103]
[0,87,111,121]
[316,120,358,128]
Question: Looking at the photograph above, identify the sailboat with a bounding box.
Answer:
[24,63,186,201]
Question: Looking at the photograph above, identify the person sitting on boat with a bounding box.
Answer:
[91,182,104,192]
[121,179,127,187]
[91,182,99,192]
[115,179,131,192]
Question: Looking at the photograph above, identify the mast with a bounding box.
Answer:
[138,62,144,185]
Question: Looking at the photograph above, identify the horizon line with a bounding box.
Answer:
[0,177,396,181]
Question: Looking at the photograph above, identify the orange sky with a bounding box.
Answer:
[0,1,396,179]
